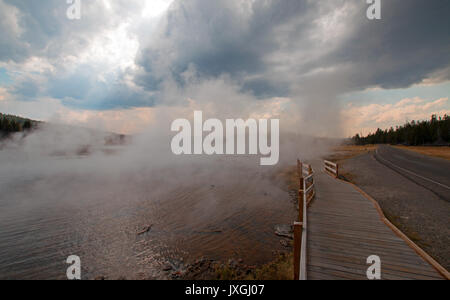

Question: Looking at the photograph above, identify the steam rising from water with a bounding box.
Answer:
[0,100,337,279]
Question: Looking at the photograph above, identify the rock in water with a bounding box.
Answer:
[274,224,293,239]
[137,224,153,235]
[280,239,290,247]
[163,264,173,271]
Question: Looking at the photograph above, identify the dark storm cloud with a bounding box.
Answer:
[49,67,156,110]
[136,0,318,97]
[327,0,450,90]
[137,0,450,100]
[0,0,449,110]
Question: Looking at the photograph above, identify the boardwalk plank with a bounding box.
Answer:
[309,251,442,277]
[306,165,445,280]
[309,254,443,280]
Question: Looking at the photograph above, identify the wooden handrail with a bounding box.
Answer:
[324,160,337,167]
[294,160,316,280]
[324,160,339,178]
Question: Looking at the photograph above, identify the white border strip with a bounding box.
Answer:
[376,149,450,190]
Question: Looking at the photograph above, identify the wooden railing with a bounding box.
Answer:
[324,160,339,178]
[293,160,316,280]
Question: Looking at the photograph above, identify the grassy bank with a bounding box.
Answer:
[394,145,450,161]
[215,252,294,280]
[324,145,377,163]
[217,165,299,280]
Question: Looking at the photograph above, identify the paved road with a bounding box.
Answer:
[375,145,450,202]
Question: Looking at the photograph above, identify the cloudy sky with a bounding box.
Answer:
[0,0,449,136]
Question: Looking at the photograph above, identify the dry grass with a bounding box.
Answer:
[245,253,293,280]
[394,145,450,161]
[273,166,299,191]
[325,145,378,163]
[215,253,294,280]
[325,145,379,182]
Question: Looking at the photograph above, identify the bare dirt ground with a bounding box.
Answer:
[335,146,450,270]
[394,145,450,161]
[325,145,377,162]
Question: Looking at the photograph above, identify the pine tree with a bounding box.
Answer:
[23,120,32,130]
[4,118,12,133]
[352,115,450,145]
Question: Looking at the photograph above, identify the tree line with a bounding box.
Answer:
[0,113,34,138]
[352,115,450,146]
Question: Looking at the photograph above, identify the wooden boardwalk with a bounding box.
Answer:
[306,166,445,280]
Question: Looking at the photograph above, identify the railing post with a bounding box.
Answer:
[336,164,339,178]
[293,221,302,280]
[298,160,304,222]
[297,160,302,178]
[301,175,306,225]
[299,177,304,222]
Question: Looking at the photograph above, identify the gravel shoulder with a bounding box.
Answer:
[339,151,450,270]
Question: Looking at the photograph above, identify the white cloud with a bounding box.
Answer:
[342,97,449,137]
[0,0,449,140]
[0,87,6,101]
[142,0,174,18]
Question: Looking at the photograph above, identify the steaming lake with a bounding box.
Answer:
[0,149,296,279]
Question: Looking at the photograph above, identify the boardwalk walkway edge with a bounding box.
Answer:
[332,174,450,280]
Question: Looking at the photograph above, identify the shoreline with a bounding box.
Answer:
[176,165,300,280]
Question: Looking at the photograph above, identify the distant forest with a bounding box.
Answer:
[0,113,37,138]
[353,115,450,146]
